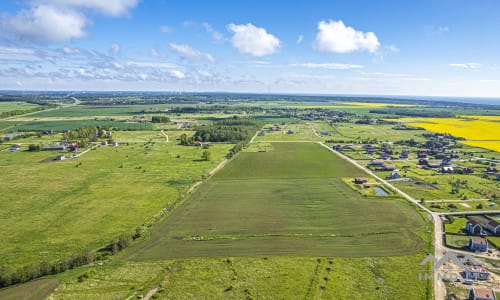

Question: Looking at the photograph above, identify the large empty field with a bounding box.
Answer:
[125,142,426,260]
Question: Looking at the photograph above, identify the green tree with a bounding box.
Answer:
[201,150,211,161]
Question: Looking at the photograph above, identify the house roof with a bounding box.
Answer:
[467,265,488,273]
[471,237,487,245]
[371,159,384,164]
[472,288,496,299]
[487,220,500,228]
[466,219,478,226]
[355,177,367,181]
[384,164,396,169]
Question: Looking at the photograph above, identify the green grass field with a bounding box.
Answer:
[0,279,58,300]
[0,137,233,267]
[253,122,324,142]
[0,102,41,113]
[124,142,426,260]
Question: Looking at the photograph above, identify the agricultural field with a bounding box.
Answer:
[287,102,418,109]
[0,279,58,300]
[253,122,324,142]
[124,142,427,261]
[0,102,41,112]
[401,116,500,151]
[0,136,233,267]
[330,123,429,143]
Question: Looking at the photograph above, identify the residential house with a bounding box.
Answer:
[400,149,410,159]
[442,166,454,173]
[485,167,498,174]
[55,155,67,161]
[43,145,66,151]
[464,167,474,174]
[9,144,21,151]
[320,131,329,135]
[468,288,497,300]
[370,159,385,166]
[387,171,401,179]
[287,130,294,134]
[427,160,442,168]
[469,237,488,252]
[418,159,428,166]
[257,131,266,136]
[465,220,483,235]
[383,163,396,171]
[355,177,368,184]
[486,220,500,235]
[463,265,490,281]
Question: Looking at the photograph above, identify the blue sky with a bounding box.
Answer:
[1,0,500,97]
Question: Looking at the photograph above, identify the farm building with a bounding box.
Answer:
[463,265,490,281]
[468,288,497,300]
[441,166,454,173]
[465,220,483,235]
[370,159,385,166]
[469,237,488,252]
[486,220,500,235]
[354,177,368,184]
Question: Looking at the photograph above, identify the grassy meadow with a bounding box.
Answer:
[0,136,233,267]
[0,102,41,113]
[124,142,427,261]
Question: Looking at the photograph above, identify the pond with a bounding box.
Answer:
[373,186,389,196]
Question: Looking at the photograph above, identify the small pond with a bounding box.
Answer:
[373,186,389,196]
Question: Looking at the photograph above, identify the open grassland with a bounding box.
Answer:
[0,279,58,300]
[124,142,427,260]
[0,119,153,132]
[45,254,431,300]
[0,102,41,113]
[0,138,233,266]
[331,123,429,142]
[253,122,324,142]
[26,105,173,118]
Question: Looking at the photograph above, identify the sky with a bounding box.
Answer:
[1,0,500,97]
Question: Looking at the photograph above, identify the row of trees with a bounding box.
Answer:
[192,118,260,143]
[151,116,170,123]
[0,228,143,288]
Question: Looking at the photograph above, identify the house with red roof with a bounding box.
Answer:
[469,237,488,252]
[468,288,497,300]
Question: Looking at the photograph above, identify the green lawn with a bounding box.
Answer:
[0,138,233,267]
[124,142,427,260]
[253,122,324,142]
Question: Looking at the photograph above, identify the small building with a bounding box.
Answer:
[101,141,108,146]
[112,142,119,147]
[43,145,66,151]
[287,129,294,134]
[465,220,483,235]
[55,155,67,161]
[469,237,488,252]
[9,144,21,151]
[354,177,368,184]
[383,163,396,171]
[464,167,474,174]
[387,171,401,179]
[370,159,385,166]
[486,220,500,235]
[427,160,442,168]
[442,166,454,173]
[320,131,329,135]
[257,131,266,136]
[418,159,428,166]
[468,288,497,300]
[463,265,490,281]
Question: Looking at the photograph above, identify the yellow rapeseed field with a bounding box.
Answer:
[401,116,500,152]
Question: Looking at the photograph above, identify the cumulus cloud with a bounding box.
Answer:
[315,20,380,53]
[449,63,482,69]
[169,43,215,62]
[37,0,139,16]
[290,62,363,70]
[227,23,280,57]
[0,5,87,43]
[0,0,139,43]
[169,70,186,79]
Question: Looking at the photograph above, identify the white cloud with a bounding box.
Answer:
[0,46,42,61]
[169,43,215,62]
[110,43,120,55]
[202,22,225,42]
[438,26,449,33]
[315,20,380,53]
[290,62,363,70]
[160,25,172,33]
[227,23,280,57]
[449,63,482,69]
[386,45,399,53]
[170,70,186,79]
[0,5,87,43]
[38,0,139,16]
[0,0,138,43]
[297,35,304,44]
[150,48,166,58]
[126,61,178,68]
